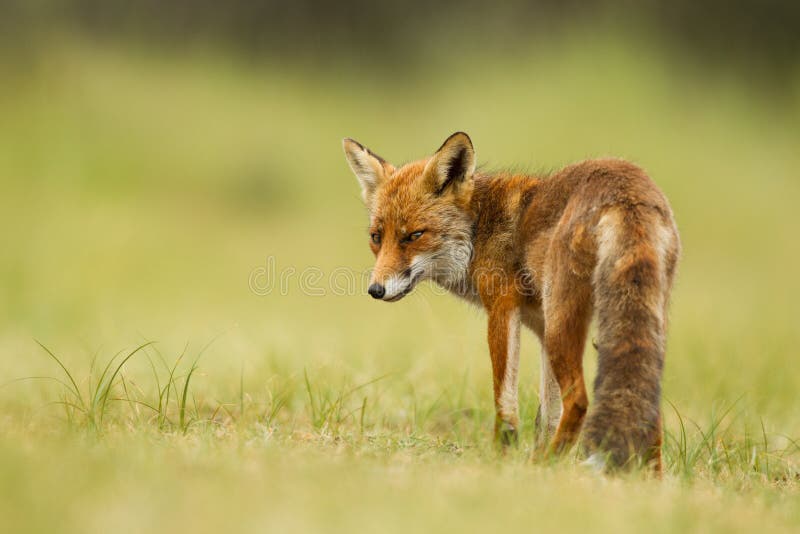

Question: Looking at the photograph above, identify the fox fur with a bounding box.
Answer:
[342,132,680,471]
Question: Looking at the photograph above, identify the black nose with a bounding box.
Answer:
[368,283,385,299]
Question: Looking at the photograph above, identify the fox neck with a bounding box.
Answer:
[435,171,542,304]
[428,173,487,300]
[428,219,475,294]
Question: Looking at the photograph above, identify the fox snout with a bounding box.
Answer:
[367,283,385,299]
[368,268,417,302]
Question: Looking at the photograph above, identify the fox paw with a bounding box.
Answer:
[497,421,518,448]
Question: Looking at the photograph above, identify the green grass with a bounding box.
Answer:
[1,32,799,533]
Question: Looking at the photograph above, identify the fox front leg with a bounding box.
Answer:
[486,298,522,449]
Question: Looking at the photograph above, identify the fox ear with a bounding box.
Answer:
[424,132,476,195]
[342,138,395,206]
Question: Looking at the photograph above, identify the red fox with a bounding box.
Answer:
[342,132,680,471]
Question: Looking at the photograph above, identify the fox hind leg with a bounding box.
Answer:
[542,273,593,456]
[535,347,563,449]
[522,307,561,449]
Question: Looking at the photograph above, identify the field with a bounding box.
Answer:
[1,33,800,533]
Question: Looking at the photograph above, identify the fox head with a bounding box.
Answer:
[342,132,476,301]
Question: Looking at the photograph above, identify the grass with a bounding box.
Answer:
[22,342,800,481]
[1,30,800,533]
[2,341,799,533]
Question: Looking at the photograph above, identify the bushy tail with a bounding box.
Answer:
[582,205,678,470]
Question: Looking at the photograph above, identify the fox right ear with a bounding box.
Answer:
[342,138,394,207]
[423,132,476,196]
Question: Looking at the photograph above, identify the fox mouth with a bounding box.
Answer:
[383,272,423,302]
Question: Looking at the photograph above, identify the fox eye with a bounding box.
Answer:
[406,230,425,242]
[370,232,381,245]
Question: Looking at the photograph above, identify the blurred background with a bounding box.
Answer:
[1,0,800,437]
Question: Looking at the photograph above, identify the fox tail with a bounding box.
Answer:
[581,205,679,470]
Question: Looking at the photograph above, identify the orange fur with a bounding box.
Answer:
[343,133,680,472]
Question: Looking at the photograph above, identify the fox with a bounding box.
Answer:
[342,132,680,472]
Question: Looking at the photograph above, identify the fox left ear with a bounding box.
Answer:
[342,138,395,207]
[424,132,476,195]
